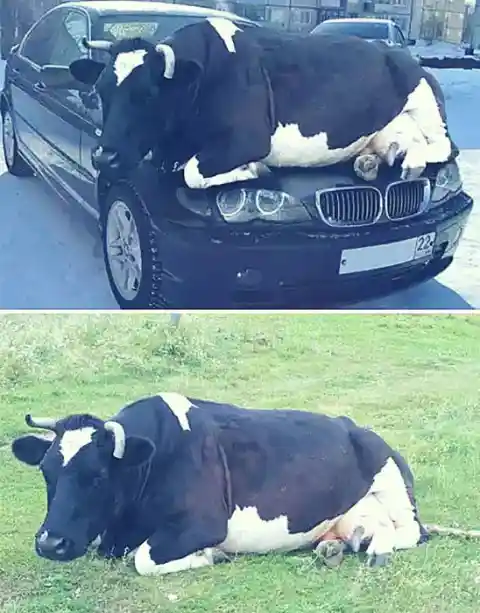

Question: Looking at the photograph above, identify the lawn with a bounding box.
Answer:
[1,313,479,613]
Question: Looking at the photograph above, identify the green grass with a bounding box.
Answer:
[1,313,480,613]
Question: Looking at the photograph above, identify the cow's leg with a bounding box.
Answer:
[135,543,227,576]
[400,140,429,181]
[133,522,228,576]
[403,78,452,164]
[369,457,422,552]
[365,520,396,567]
[183,130,271,189]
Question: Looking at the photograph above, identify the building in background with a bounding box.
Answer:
[215,0,348,31]
[343,0,467,41]
[472,0,480,47]
[345,0,412,33]
[0,0,470,52]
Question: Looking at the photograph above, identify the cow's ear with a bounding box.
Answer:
[70,58,105,85]
[120,436,156,468]
[11,434,53,466]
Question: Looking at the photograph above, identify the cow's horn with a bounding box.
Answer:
[154,44,175,79]
[104,421,126,459]
[25,414,59,431]
[82,37,113,52]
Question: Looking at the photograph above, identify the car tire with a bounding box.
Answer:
[102,182,166,309]
[2,107,33,177]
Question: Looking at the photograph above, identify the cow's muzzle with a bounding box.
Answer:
[35,530,75,561]
[91,146,121,171]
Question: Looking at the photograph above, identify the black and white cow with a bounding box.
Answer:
[11,393,429,575]
[59,18,456,188]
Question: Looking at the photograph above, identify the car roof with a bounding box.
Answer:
[59,0,255,24]
[320,17,395,25]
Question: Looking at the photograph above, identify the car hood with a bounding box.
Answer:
[227,160,443,200]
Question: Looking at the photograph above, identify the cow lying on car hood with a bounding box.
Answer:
[12,393,434,575]
[53,18,456,189]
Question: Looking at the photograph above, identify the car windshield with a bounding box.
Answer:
[313,21,389,40]
[99,13,245,43]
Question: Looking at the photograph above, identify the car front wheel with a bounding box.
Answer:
[2,107,33,177]
[102,183,166,309]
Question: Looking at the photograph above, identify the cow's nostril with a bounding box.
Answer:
[35,531,71,559]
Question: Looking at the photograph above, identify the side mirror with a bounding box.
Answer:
[39,64,88,90]
[407,38,416,46]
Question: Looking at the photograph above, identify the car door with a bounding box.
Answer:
[11,6,98,215]
[392,25,407,49]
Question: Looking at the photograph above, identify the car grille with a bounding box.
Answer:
[315,186,382,228]
[315,178,431,228]
[385,178,431,221]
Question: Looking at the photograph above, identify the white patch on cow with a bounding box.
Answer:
[158,392,193,431]
[219,506,338,554]
[183,155,263,189]
[59,427,96,466]
[368,457,421,550]
[134,541,215,576]
[263,123,373,168]
[206,18,242,53]
[402,77,451,163]
[113,50,147,85]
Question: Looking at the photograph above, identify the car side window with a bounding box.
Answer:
[20,12,59,66]
[19,8,89,68]
[49,10,89,66]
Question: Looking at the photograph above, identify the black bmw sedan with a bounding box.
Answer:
[1,1,473,309]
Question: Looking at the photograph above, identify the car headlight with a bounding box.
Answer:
[216,188,310,223]
[430,161,462,206]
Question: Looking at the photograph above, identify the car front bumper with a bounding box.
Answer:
[148,190,472,309]
[4,42,471,311]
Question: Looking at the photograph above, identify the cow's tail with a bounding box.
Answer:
[424,524,480,539]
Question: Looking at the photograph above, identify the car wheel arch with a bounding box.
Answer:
[101,180,166,309]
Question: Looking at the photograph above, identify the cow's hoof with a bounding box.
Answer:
[366,553,391,568]
[346,526,365,553]
[354,154,380,182]
[315,540,346,568]
[400,165,425,180]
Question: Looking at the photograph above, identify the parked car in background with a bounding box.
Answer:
[1,2,473,309]
[311,17,416,52]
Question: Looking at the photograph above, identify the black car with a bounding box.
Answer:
[1,1,473,309]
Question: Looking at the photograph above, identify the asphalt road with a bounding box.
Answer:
[0,65,479,310]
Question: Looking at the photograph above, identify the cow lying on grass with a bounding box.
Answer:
[46,17,457,188]
[11,394,479,576]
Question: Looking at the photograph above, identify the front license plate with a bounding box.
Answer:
[339,232,436,275]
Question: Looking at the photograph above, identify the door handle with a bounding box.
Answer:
[33,81,47,92]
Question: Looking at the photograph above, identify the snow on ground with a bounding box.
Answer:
[0,57,479,309]
[411,39,469,59]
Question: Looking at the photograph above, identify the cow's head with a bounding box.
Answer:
[69,37,201,179]
[11,414,155,562]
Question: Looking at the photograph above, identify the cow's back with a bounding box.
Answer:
[190,400,394,532]
[248,31,420,149]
